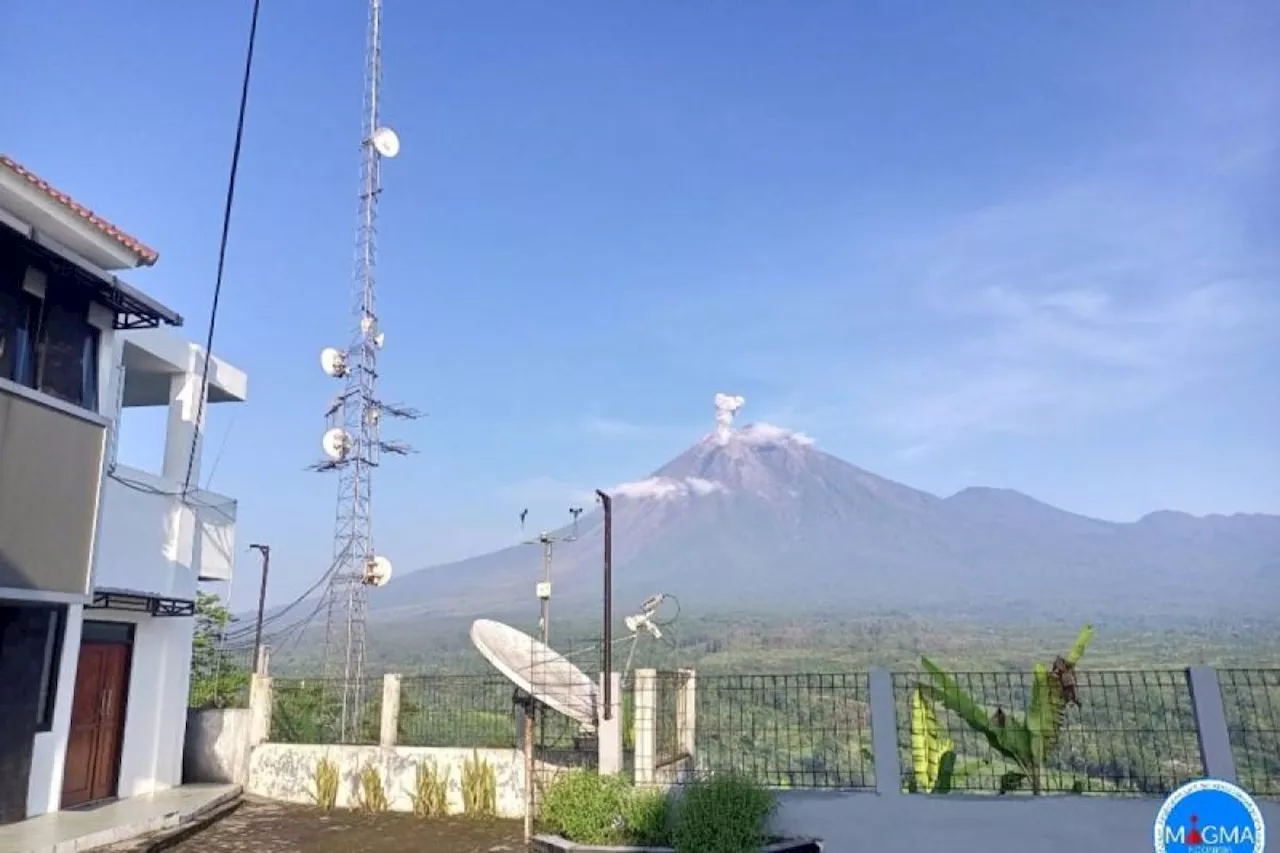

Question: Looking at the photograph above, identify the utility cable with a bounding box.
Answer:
[181,0,263,498]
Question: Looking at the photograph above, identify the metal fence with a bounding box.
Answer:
[892,669,1204,796]
[188,645,255,709]
[695,673,874,789]
[269,676,382,745]
[1218,668,1280,797]
[398,674,519,748]
[254,665,1280,800]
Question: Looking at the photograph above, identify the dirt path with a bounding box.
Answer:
[110,797,525,853]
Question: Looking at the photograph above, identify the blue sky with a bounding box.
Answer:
[3,0,1277,610]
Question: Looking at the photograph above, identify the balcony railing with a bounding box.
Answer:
[0,378,107,599]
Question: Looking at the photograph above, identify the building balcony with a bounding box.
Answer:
[0,377,107,601]
[94,327,248,598]
[94,464,237,601]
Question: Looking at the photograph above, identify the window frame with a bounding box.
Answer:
[35,606,66,732]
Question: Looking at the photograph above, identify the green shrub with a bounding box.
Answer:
[671,774,775,853]
[540,771,673,846]
[623,785,673,846]
[540,771,631,844]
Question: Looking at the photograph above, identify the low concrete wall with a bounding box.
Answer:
[247,743,557,819]
[184,709,252,785]
[772,791,1280,853]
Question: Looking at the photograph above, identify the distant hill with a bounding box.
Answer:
[367,417,1280,623]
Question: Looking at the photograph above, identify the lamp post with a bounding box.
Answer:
[247,543,271,674]
[595,489,613,720]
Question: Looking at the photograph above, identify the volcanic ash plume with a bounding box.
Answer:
[714,393,746,441]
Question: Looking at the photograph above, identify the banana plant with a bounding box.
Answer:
[909,684,991,793]
[915,624,1094,794]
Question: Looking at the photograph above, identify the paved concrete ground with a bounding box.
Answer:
[0,785,239,853]
[106,797,525,853]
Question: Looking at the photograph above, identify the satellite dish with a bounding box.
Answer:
[320,347,347,378]
[365,555,392,587]
[371,127,401,159]
[373,332,386,348]
[470,619,597,728]
[361,315,376,335]
[322,428,352,461]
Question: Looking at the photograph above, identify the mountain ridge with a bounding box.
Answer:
[368,420,1279,622]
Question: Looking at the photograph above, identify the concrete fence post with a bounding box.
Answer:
[248,674,273,747]
[598,672,624,775]
[380,674,402,748]
[1187,666,1238,784]
[676,668,697,782]
[634,669,658,786]
[867,667,902,797]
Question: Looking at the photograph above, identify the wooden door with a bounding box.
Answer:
[61,642,129,808]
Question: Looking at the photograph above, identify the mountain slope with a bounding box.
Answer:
[372,423,1280,621]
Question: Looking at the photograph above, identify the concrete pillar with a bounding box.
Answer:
[380,674,401,748]
[676,668,697,782]
[597,672,624,775]
[868,667,903,798]
[255,645,271,677]
[1187,666,1238,784]
[248,674,273,747]
[161,369,207,484]
[634,669,657,786]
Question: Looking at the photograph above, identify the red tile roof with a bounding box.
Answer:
[0,154,159,267]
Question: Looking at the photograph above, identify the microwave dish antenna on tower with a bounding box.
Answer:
[321,428,352,461]
[364,555,393,587]
[370,127,401,158]
[320,347,348,378]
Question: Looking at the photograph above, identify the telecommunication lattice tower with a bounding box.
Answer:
[310,0,418,742]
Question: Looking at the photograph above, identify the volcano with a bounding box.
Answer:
[371,406,1280,622]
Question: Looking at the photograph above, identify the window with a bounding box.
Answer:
[32,274,99,411]
[0,603,66,732]
[0,257,35,384]
[81,620,134,645]
[35,607,65,731]
[0,256,100,411]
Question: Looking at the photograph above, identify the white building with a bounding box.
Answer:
[0,155,247,823]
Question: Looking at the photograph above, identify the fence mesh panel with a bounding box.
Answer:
[398,675,519,748]
[893,669,1204,795]
[189,645,255,709]
[694,673,874,789]
[1218,668,1280,797]
[269,676,382,745]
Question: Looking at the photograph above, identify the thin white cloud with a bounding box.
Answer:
[866,180,1276,453]
[734,422,815,447]
[611,476,728,500]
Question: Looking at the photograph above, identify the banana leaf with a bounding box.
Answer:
[910,685,953,793]
[1065,624,1094,666]
[919,658,1033,768]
